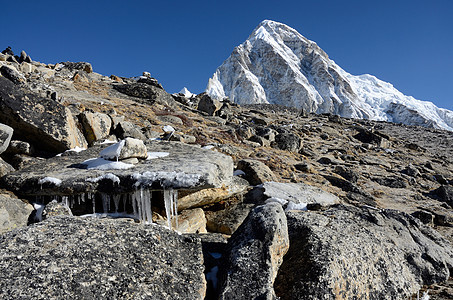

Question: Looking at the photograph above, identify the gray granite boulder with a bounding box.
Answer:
[0,216,206,299]
[274,205,453,299]
[219,203,289,299]
[0,192,33,234]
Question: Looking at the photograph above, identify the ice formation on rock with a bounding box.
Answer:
[207,20,453,131]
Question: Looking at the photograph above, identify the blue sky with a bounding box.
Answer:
[2,0,452,110]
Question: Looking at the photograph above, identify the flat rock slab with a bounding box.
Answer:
[274,205,453,299]
[261,181,340,206]
[0,216,206,299]
[1,141,233,196]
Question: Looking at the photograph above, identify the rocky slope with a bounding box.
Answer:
[0,47,452,299]
[206,20,453,131]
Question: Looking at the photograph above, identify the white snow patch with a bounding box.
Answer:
[33,203,45,222]
[233,170,245,176]
[179,87,196,98]
[81,157,134,170]
[100,139,117,145]
[38,177,62,186]
[146,152,170,160]
[265,197,288,206]
[99,140,125,160]
[285,201,308,212]
[86,173,120,184]
[202,145,215,150]
[162,125,175,134]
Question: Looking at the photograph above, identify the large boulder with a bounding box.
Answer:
[0,192,33,234]
[79,111,112,145]
[113,82,176,107]
[0,216,206,299]
[274,205,453,299]
[219,203,289,299]
[0,65,25,84]
[0,123,13,154]
[236,159,276,186]
[0,77,88,153]
[197,93,222,116]
[1,141,234,197]
[258,181,340,209]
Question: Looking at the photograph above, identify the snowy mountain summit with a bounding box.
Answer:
[207,20,453,131]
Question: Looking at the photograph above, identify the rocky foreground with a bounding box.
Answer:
[0,47,452,299]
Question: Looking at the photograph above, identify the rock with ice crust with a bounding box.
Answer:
[1,141,234,196]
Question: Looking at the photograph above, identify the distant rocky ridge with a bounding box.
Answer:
[206,20,453,131]
[0,47,452,299]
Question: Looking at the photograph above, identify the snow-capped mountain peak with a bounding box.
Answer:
[206,20,453,131]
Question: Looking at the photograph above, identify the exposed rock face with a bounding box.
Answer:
[274,205,453,299]
[219,203,289,299]
[0,157,14,177]
[0,65,25,84]
[0,77,88,153]
[0,123,13,154]
[0,216,206,299]
[259,181,340,207]
[0,192,33,233]
[113,82,176,106]
[206,20,453,131]
[197,93,222,116]
[236,159,276,185]
[79,111,112,145]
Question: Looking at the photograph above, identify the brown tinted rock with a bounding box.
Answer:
[80,111,112,145]
[206,202,255,235]
[177,208,207,233]
[237,159,276,186]
[0,157,14,176]
[0,192,33,234]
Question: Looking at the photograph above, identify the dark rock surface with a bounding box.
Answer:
[113,82,176,107]
[0,216,206,299]
[274,205,453,299]
[0,77,87,153]
[219,203,289,299]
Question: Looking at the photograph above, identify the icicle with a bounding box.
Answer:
[163,189,178,230]
[113,195,121,213]
[90,193,96,214]
[101,193,110,213]
[62,196,69,208]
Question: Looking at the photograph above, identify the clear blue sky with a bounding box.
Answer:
[2,0,452,110]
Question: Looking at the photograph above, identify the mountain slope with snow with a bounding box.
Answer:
[206,20,453,131]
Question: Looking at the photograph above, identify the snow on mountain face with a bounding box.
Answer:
[206,20,453,131]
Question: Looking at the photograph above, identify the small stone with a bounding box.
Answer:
[0,123,14,154]
[273,132,302,152]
